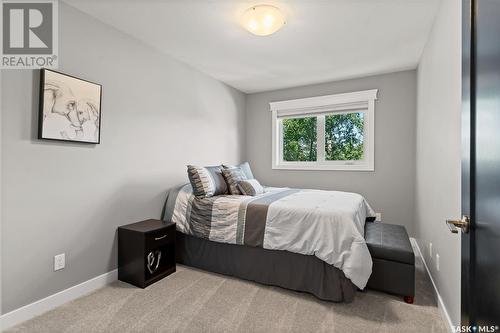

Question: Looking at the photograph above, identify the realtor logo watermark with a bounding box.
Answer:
[1,0,58,69]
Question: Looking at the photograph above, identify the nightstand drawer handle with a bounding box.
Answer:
[154,235,167,241]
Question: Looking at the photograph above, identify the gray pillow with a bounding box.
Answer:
[223,162,254,180]
[221,167,247,195]
[187,165,227,197]
[238,179,264,196]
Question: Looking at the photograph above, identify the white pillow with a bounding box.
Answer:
[237,179,264,196]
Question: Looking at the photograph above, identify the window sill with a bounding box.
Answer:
[272,164,374,171]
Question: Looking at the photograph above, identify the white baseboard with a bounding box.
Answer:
[0,269,117,330]
[410,237,454,332]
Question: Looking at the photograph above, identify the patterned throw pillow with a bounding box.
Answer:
[237,179,264,196]
[221,167,248,195]
[187,165,227,197]
[222,162,254,180]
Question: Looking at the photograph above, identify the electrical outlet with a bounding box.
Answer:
[375,213,382,222]
[436,253,440,271]
[429,243,433,258]
[54,253,65,271]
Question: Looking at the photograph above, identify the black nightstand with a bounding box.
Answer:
[118,219,176,288]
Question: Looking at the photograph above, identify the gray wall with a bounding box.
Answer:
[0,3,245,313]
[415,0,461,326]
[245,70,417,234]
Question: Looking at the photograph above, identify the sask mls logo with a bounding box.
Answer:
[453,325,500,333]
[1,0,58,68]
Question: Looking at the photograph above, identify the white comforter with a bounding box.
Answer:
[263,189,374,289]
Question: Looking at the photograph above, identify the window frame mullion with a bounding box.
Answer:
[317,115,325,163]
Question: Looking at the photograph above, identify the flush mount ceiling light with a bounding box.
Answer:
[241,4,286,36]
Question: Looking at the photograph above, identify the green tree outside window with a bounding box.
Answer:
[325,113,364,161]
[282,117,317,161]
[282,112,364,162]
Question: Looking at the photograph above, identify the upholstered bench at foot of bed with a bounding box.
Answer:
[365,222,415,304]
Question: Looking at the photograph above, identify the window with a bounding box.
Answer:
[271,89,377,171]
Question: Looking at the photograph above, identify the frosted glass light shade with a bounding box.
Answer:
[241,5,286,36]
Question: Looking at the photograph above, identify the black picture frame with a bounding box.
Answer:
[38,68,103,144]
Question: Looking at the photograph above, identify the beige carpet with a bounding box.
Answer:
[7,246,448,333]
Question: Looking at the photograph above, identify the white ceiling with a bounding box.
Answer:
[64,0,441,93]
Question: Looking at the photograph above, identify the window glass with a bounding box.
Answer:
[325,112,364,161]
[282,117,317,162]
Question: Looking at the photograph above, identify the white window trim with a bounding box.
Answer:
[270,89,378,171]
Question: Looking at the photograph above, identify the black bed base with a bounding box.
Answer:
[175,231,356,302]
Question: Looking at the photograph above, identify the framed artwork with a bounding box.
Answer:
[38,68,102,144]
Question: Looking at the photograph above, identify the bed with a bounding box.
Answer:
[162,184,375,302]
